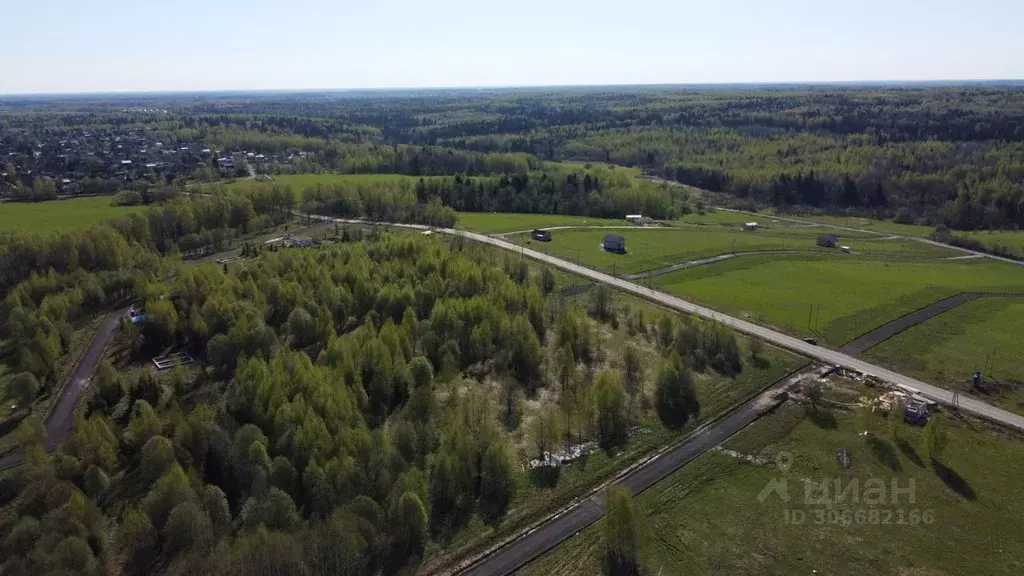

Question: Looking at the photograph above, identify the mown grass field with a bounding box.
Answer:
[510,226,956,276]
[783,213,935,237]
[512,227,823,275]
[862,296,1024,416]
[676,209,820,228]
[218,172,429,193]
[457,212,628,233]
[523,401,1024,576]
[0,196,147,233]
[554,161,642,178]
[962,229,1024,259]
[651,255,1024,347]
[768,213,1024,258]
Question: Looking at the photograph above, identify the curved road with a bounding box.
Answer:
[309,213,1024,433]
[0,308,127,470]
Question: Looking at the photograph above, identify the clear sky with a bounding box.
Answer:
[4,0,1022,94]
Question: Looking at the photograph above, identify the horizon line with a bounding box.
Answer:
[3,78,1024,98]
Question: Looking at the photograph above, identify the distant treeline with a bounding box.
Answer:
[249,164,685,224]
[7,86,1024,229]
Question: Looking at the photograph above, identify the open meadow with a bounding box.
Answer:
[779,213,936,237]
[0,196,146,233]
[961,229,1024,259]
[523,396,1024,576]
[215,172,430,196]
[509,226,957,276]
[768,213,1024,258]
[651,255,1024,347]
[862,296,1024,416]
[457,212,627,233]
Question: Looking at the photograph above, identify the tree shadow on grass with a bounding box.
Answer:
[932,459,977,501]
[805,406,837,429]
[893,435,925,468]
[867,436,902,472]
[530,465,561,489]
[0,409,29,438]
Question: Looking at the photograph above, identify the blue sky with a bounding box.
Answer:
[3,0,1022,93]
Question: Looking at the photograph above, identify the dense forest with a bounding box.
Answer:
[0,211,747,574]
[3,85,1022,229]
[9,84,1018,575]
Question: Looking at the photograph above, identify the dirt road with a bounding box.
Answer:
[0,308,127,470]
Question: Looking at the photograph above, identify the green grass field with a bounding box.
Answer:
[846,237,961,258]
[554,161,642,178]
[218,172,429,194]
[457,212,628,233]
[511,227,957,276]
[0,196,147,233]
[523,401,1024,576]
[513,227,825,275]
[781,213,935,237]
[764,213,1024,258]
[862,297,1024,416]
[961,229,1024,259]
[652,255,1024,347]
[675,210,828,228]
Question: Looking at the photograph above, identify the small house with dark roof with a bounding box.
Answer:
[817,234,838,248]
[603,234,626,254]
[531,229,552,242]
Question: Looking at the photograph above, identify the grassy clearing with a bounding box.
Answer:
[848,237,961,258]
[524,398,1024,576]
[652,255,1024,347]
[227,172,425,190]
[510,226,953,276]
[765,213,1024,258]
[799,214,934,236]
[675,209,827,228]
[511,227,824,275]
[862,297,1024,416]
[555,161,642,178]
[0,196,147,233]
[961,229,1024,259]
[214,173,434,197]
[456,212,627,233]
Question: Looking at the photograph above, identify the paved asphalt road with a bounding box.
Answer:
[452,293,1018,575]
[0,309,128,470]
[307,214,1024,433]
[456,227,1024,432]
[456,369,811,576]
[837,293,989,355]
